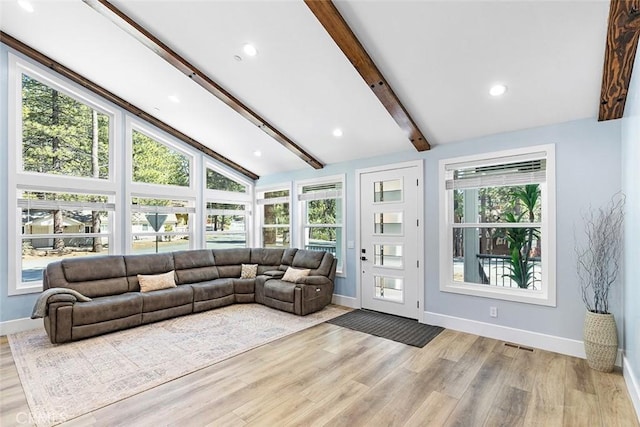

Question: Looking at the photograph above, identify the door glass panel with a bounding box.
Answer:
[374,179,402,202]
[374,276,403,303]
[374,244,403,268]
[374,212,403,234]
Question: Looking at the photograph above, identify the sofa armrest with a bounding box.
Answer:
[295,275,331,286]
[263,270,285,279]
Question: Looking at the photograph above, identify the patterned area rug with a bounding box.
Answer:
[8,304,347,427]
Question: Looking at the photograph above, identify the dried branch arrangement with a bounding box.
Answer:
[576,193,625,314]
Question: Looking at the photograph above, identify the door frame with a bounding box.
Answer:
[355,159,425,323]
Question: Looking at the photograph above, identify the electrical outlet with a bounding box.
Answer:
[490,307,498,318]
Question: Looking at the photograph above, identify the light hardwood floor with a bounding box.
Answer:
[1,321,638,426]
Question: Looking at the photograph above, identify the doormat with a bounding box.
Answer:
[326,309,444,348]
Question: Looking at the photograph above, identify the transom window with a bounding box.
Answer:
[21,73,110,179]
[206,168,247,193]
[132,129,190,187]
[439,145,556,306]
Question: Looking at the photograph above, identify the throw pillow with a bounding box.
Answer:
[241,264,258,279]
[137,270,177,293]
[282,267,311,283]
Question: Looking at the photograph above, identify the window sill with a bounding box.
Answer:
[9,282,43,296]
[440,281,556,307]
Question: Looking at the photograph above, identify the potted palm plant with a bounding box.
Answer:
[575,194,625,372]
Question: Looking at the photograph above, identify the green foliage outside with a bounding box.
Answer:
[22,75,110,178]
[503,184,541,289]
[206,169,246,192]
[132,130,189,187]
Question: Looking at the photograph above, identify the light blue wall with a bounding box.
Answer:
[259,117,622,342]
[622,44,640,410]
[0,43,41,322]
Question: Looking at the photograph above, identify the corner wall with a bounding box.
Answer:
[622,45,640,418]
[259,117,622,349]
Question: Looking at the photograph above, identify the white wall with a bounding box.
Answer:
[259,117,622,345]
[622,45,640,417]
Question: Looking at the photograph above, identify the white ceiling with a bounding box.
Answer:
[0,0,610,178]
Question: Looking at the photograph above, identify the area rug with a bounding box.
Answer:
[326,309,444,347]
[8,304,347,426]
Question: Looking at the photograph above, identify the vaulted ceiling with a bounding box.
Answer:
[0,0,629,179]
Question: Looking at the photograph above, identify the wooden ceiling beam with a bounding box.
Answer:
[83,0,324,170]
[0,31,259,180]
[599,0,640,121]
[305,0,431,151]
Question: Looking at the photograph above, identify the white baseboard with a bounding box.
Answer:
[332,294,358,309]
[624,356,640,421]
[424,311,622,366]
[0,317,43,336]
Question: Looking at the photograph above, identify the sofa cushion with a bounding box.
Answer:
[292,250,325,270]
[282,267,311,283]
[279,248,298,270]
[60,256,129,298]
[62,256,126,282]
[233,278,255,294]
[264,280,296,303]
[138,270,177,293]
[124,254,175,291]
[250,248,284,266]
[173,250,219,285]
[190,279,234,302]
[73,293,142,326]
[141,285,193,313]
[213,248,251,265]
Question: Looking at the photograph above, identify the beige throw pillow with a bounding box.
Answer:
[137,270,177,293]
[241,264,258,279]
[282,267,311,283]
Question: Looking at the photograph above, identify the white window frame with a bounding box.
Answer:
[438,144,556,306]
[8,53,119,295]
[256,184,292,249]
[203,163,253,249]
[127,118,195,197]
[296,175,346,276]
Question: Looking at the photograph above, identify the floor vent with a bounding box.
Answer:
[505,342,534,352]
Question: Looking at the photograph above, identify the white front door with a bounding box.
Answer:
[359,162,422,319]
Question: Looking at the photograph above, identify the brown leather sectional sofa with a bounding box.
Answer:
[41,248,337,344]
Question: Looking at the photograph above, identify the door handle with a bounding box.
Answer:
[361,256,368,261]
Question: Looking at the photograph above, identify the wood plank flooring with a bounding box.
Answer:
[1,321,638,426]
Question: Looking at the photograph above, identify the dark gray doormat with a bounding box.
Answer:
[326,309,444,348]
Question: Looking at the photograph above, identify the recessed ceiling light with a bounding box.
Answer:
[243,44,258,57]
[168,95,180,103]
[332,128,343,138]
[17,0,34,12]
[489,84,507,97]
[253,150,262,157]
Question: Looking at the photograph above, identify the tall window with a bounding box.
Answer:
[130,197,193,254]
[257,188,291,248]
[9,58,116,294]
[19,191,113,284]
[439,145,556,306]
[205,202,248,248]
[298,177,345,273]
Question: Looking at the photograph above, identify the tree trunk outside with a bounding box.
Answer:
[91,110,102,253]
[51,89,65,251]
